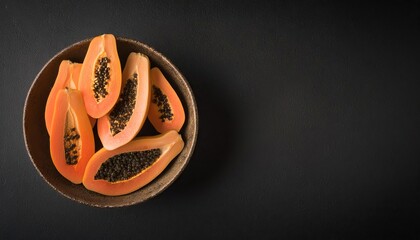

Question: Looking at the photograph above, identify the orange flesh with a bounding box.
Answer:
[82,130,184,196]
[79,34,122,118]
[68,64,97,127]
[97,52,150,150]
[148,67,185,133]
[45,61,82,135]
[50,89,95,184]
[68,63,81,89]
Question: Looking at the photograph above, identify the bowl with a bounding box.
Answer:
[23,36,198,207]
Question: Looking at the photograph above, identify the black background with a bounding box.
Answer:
[1,1,420,239]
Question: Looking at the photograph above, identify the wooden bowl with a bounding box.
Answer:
[23,36,198,207]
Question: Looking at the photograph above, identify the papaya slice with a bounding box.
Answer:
[82,130,184,196]
[148,67,185,133]
[79,34,122,118]
[68,63,98,128]
[97,52,151,150]
[50,88,95,184]
[45,61,82,135]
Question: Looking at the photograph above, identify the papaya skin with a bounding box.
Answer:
[50,88,95,184]
[148,67,185,133]
[78,34,122,118]
[45,61,82,135]
[97,52,151,150]
[82,130,184,196]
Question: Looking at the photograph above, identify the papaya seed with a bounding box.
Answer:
[64,127,80,165]
[108,74,138,136]
[151,85,173,122]
[94,148,162,182]
[93,57,111,102]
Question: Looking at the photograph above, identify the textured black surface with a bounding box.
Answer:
[1,1,420,239]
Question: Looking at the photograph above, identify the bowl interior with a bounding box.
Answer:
[23,37,198,207]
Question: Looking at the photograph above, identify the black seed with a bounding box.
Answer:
[108,74,138,136]
[94,148,162,182]
[151,85,173,122]
[93,57,111,102]
[64,127,80,165]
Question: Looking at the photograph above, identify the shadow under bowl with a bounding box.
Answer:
[23,36,198,207]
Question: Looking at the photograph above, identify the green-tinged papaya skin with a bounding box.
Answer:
[82,130,184,196]
[50,88,95,184]
[97,52,151,150]
[148,67,185,133]
[78,34,122,118]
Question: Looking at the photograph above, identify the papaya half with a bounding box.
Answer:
[82,130,184,196]
[78,34,122,118]
[148,67,185,133]
[45,61,82,135]
[97,52,151,150]
[50,88,95,184]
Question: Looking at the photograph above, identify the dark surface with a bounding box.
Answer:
[1,1,420,239]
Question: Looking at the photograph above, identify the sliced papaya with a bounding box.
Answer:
[45,61,82,135]
[78,34,122,118]
[148,67,185,133]
[82,130,184,196]
[97,52,151,150]
[50,88,95,184]
[69,61,82,89]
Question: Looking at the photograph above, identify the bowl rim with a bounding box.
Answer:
[23,35,198,207]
